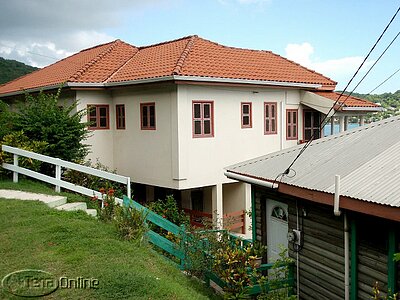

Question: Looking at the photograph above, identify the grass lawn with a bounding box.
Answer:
[0,180,219,299]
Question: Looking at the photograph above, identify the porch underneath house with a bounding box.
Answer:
[131,181,252,237]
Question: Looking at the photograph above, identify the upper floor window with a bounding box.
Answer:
[286,109,298,140]
[241,102,252,128]
[264,102,277,135]
[88,104,109,130]
[116,104,126,130]
[141,102,156,130]
[193,101,214,138]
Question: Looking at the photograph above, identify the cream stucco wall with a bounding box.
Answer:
[175,85,303,189]
[75,84,306,192]
[76,90,115,169]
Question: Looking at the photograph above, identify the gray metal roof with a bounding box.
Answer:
[226,116,400,207]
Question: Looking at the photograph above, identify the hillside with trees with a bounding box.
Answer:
[0,57,38,85]
[343,90,400,122]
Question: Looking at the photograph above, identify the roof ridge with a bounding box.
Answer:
[138,35,197,50]
[104,46,140,83]
[69,39,123,82]
[172,36,197,75]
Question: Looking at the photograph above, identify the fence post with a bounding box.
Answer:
[127,177,131,198]
[180,224,187,270]
[55,159,61,193]
[13,154,19,183]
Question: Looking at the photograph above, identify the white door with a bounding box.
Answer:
[266,199,288,262]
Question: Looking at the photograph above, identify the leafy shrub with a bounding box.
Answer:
[92,187,117,222]
[63,159,130,199]
[147,195,189,227]
[113,204,148,241]
[0,131,48,177]
[13,88,89,163]
[0,100,15,140]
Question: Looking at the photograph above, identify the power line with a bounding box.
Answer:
[367,66,400,95]
[0,42,60,61]
[280,5,400,178]
[336,30,400,111]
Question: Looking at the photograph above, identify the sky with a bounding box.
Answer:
[0,0,399,94]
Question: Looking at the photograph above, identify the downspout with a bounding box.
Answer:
[296,199,300,299]
[334,175,349,300]
[350,219,358,300]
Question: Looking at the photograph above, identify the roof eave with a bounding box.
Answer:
[0,84,67,98]
[341,106,384,112]
[0,75,327,97]
[172,75,323,89]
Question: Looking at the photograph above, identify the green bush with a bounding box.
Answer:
[62,159,130,198]
[147,195,189,227]
[0,100,15,140]
[13,88,89,163]
[0,131,48,177]
[113,204,148,241]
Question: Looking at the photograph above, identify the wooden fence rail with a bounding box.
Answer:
[1,145,131,202]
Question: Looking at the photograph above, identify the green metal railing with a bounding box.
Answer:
[122,195,295,297]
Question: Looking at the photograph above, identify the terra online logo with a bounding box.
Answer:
[1,269,99,297]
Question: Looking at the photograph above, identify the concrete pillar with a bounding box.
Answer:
[344,116,349,131]
[244,183,252,236]
[330,117,335,135]
[339,116,345,133]
[359,116,365,127]
[212,183,223,229]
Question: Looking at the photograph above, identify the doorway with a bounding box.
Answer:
[266,199,288,262]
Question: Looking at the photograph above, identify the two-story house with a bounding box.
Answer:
[0,35,381,234]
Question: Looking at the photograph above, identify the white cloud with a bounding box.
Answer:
[285,42,374,87]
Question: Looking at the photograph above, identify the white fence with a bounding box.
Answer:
[1,145,130,204]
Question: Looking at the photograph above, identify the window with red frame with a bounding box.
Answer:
[193,101,214,137]
[286,109,298,140]
[88,105,109,130]
[141,103,156,130]
[116,104,126,129]
[264,102,277,134]
[241,102,252,128]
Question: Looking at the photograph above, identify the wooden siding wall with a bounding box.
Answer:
[357,216,388,298]
[253,186,399,300]
[288,200,345,300]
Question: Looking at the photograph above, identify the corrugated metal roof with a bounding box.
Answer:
[226,116,400,207]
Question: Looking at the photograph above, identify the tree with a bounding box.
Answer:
[13,88,89,163]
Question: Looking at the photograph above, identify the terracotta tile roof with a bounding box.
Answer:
[0,35,337,96]
[314,91,380,108]
[0,40,138,95]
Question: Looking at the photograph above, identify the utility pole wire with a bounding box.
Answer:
[367,67,400,95]
[281,5,400,177]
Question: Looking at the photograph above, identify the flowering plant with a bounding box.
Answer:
[92,187,116,222]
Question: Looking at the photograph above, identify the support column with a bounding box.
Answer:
[244,183,252,236]
[359,116,365,127]
[330,117,335,135]
[339,116,345,133]
[344,116,349,131]
[212,183,223,229]
[146,186,154,203]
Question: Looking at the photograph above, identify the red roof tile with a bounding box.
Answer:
[314,91,379,108]
[0,35,337,96]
